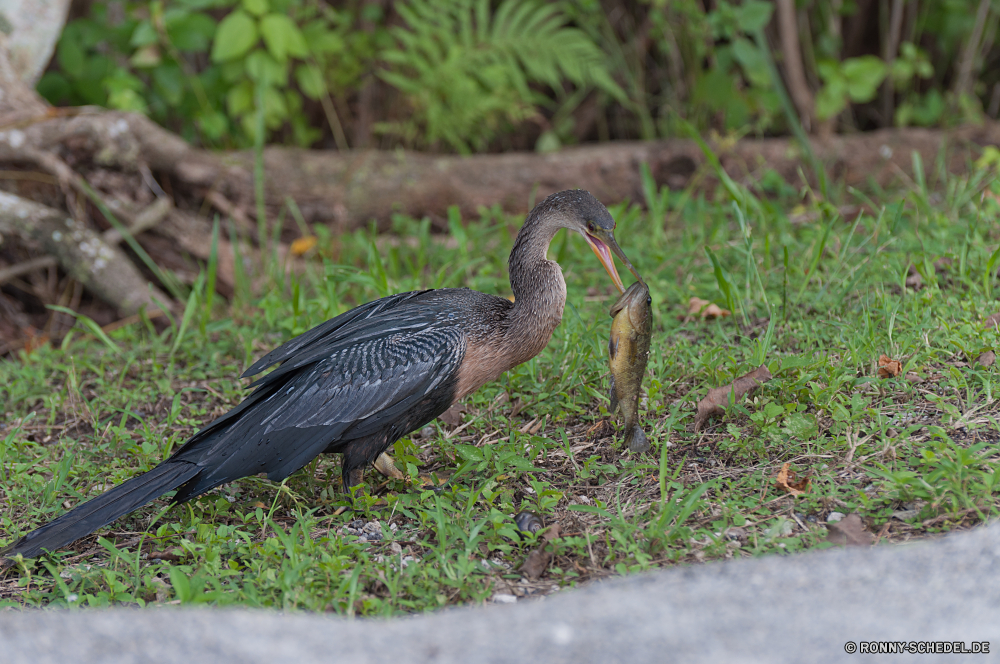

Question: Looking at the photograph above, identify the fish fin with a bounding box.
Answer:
[608,376,618,413]
[626,426,650,453]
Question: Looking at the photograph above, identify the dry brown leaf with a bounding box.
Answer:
[509,397,526,418]
[587,419,614,440]
[519,548,551,581]
[985,312,1000,329]
[905,265,922,290]
[438,404,466,427]
[825,513,874,547]
[775,462,811,496]
[685,297,731,321]
[290,236,317,256]
[904,372,924,384]
[518,415,546,435]
[977,350,996,368]
[694,365,772,431]
[877,354,902,378]
[518,524,561,580]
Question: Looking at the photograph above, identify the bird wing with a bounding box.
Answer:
[241,289,432,378]
[170,307,465,499]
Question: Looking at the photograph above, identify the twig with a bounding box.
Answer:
[0,197,172,287]
[0,191,169,313]
[204,189,254,232]
[881,0,905,125]
[955,0,992,98]
[101,197,173,245]
[776,0,814,132]
[0,256,55,285]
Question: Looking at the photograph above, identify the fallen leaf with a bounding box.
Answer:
[519,415,546,435]
[877,354,902,378]
[290,236,317,256]
[905,265,922,290]
[519,548,551,581]
[904,372,924,384]
[518,524,561,581]
[439,404,466,427]
[694,365,772,431]
[147,550,185,563]
[977,350,996,368]
[824,513,873,547]
[985,312,1000,329]
[541,523,561,542]
[509,397,526,418]
[587,419,614,440]
[685,297,731,321]
[775,462,811,496]
[933,257,954,272]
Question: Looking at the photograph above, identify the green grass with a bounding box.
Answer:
[3,160,1000,612]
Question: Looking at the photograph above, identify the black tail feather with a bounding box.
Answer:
[1,461,199,559]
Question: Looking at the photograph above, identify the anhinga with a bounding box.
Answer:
[2,190,641,559]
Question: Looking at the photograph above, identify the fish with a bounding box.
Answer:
[608,281,652,452]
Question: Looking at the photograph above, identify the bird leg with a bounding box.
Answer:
[373,452,404,480]
[345,467,366,492]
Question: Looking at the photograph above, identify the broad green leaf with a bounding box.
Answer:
[732,37,770,88]
[211,10,258,62]
[245,49,288,86]
[262,85,289,124]
[129,45,162,69]
[196,110,229,140]
[260,14,309,62]
[129,21,158,48]
[815,79,848,120]
[242,0,268,16]
[816,59,840,83]
[226,80,254,116]
[842,56,887,102]
[295,63,326,100]
[454,444,484,462]
[152,64,185,105]
[166,10,217,52]
[736,0,774,32]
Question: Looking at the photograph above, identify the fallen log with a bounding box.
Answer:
[0,190,168,315]
[5,108,999,233]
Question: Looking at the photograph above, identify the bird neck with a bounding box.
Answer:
[504,212,568,361]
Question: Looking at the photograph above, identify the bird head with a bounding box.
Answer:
[519,190,644,295]
[566,193,643,295]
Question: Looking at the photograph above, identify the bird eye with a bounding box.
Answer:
[586,221,596,232]
[646,295,652,305]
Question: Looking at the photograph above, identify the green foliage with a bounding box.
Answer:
[378,0,620,152]
[32,0,1000,147]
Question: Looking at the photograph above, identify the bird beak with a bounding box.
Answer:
[585,228,643,294]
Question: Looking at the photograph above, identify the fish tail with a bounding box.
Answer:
[625,426,650,453]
